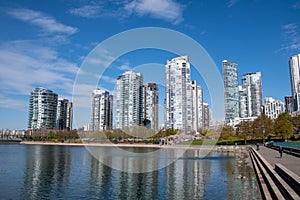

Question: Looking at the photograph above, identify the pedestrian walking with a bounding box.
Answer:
[256,143,259,150]
[279,146,283,158]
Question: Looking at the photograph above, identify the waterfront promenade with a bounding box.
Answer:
[256,146,300,177]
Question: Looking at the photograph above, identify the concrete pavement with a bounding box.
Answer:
[255,145,300,177]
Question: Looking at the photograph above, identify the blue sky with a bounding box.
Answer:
[1,0,300,130]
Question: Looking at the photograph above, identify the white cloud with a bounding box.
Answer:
[227,0,239,8]
[101,75,117,84]
[118,65,133,71]
[83,47,116,67]
[0,94,28,111]
[68,0,185,25]
[0,40,78,109]
[125,0,184,24]
[69,5,102,18]
[7,8,78,35]
[279,23,300,52]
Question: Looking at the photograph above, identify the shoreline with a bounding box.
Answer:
[20,141,249,151]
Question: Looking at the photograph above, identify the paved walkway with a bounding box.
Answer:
[255,145,300,177]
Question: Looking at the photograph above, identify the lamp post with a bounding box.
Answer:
[262,126,265,145]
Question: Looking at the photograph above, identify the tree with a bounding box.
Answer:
[235,121,254,143]
[274,113,293,139]
[220,126,235,140]
[292,115,300,134]
[252,114,273,140]
[236,121,253,138]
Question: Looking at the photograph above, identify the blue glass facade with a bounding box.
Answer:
[222,60,239,125]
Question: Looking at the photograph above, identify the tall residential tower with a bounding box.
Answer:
[91,89,113,131]
[28,87,58,129]
[115,71,144,129]
[56,98,73,130]
[144,83,159,130]
[242,72,262,117]
[165,56,192,131]
[289,54,300,111]
[191,80,203,131]
[222,60,239,125]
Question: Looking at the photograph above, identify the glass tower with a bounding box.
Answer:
[28,87,58,129]
[56,98,73,130]
[222,60,239,125]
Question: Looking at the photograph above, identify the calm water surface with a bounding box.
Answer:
[275,141,300,149]
[0,144,261,199]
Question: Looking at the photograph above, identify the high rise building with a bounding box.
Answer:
[144,83,159,130]
[28,87,58,129]
[197,85,203,130]
[203,103,211,130]
[56,98,73,130]
[289,54,300,111]
[66,102,73,130]
[222,60,239,125]
[191,80,203,131]
[262,97,285,119]
[191,81,198,131]
[165,56,192,131]
[285,96,294,114]
[242,72,262,117]
[91,89,113,131]
[115,71,143,129]
[238,86,248,118]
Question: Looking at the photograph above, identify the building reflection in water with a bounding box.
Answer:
[22,145,71,199]
[87,147,222,199]
[18,145,260,199]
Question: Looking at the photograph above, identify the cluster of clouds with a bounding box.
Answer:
[280,23,300,52]
[2,0,300,113]
[1,0,186,111]
[69,0,185,25]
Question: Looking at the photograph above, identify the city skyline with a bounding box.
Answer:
[1,0,300,129]
[5,52,300,131]
[4,53,300,130]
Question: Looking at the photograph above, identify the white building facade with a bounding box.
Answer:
[263,97,285,119]
[289,54,300,111]
[191,80,203,132]
[115,71,143,129]
[238,86,248,118]
[241,72,263,117]
[165,56,192,131]
[91,89,113,131]
[28,87,58,129]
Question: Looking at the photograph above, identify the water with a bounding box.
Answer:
[275,142,300,149]
[0,144,261,199]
